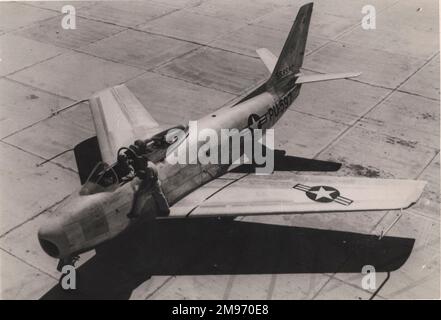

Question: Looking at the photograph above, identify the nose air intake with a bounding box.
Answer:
[38,238,60,258]
[38,217,69,259]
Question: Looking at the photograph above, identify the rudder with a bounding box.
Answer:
[268,3,313,87]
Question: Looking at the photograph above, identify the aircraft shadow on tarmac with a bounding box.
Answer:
[231,149,342,173]
[41,218,415,300]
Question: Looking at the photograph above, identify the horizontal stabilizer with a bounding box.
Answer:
[296,72,361,84]
[256,48,277,73]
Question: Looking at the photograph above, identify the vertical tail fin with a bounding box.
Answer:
[268,2,313,88]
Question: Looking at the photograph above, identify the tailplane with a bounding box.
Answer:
[258,3,361,88]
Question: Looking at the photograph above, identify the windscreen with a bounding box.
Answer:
[80,162,119,194]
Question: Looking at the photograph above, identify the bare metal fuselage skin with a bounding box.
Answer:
[38,82,301,261]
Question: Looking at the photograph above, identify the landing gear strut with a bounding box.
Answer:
[57,255,79,272]
[57,255,79,286]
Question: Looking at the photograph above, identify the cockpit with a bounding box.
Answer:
[80,125,187,195]
[87,162,118,187]
[80,162,119,195]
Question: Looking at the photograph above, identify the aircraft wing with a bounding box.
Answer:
[88,84,160,164]
[168,173,426,218]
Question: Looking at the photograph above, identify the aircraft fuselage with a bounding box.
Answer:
[38,82,301,263]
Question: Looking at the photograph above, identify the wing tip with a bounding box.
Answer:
[403,179,427,209]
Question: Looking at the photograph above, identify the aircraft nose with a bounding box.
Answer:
[38,220,67,258]
[37,194,79,258]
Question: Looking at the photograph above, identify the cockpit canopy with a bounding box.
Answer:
[80,162,118,195]
[79,125,188,195]
[86,162,118,186]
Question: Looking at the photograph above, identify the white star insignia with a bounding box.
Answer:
[309,187,335,201]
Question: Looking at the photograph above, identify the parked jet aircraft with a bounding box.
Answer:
[38,3,426,272]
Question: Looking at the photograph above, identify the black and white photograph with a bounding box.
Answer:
[0,0,439,302]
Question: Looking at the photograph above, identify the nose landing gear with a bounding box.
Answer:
[57,255,80,287]
[57,255,80,272]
